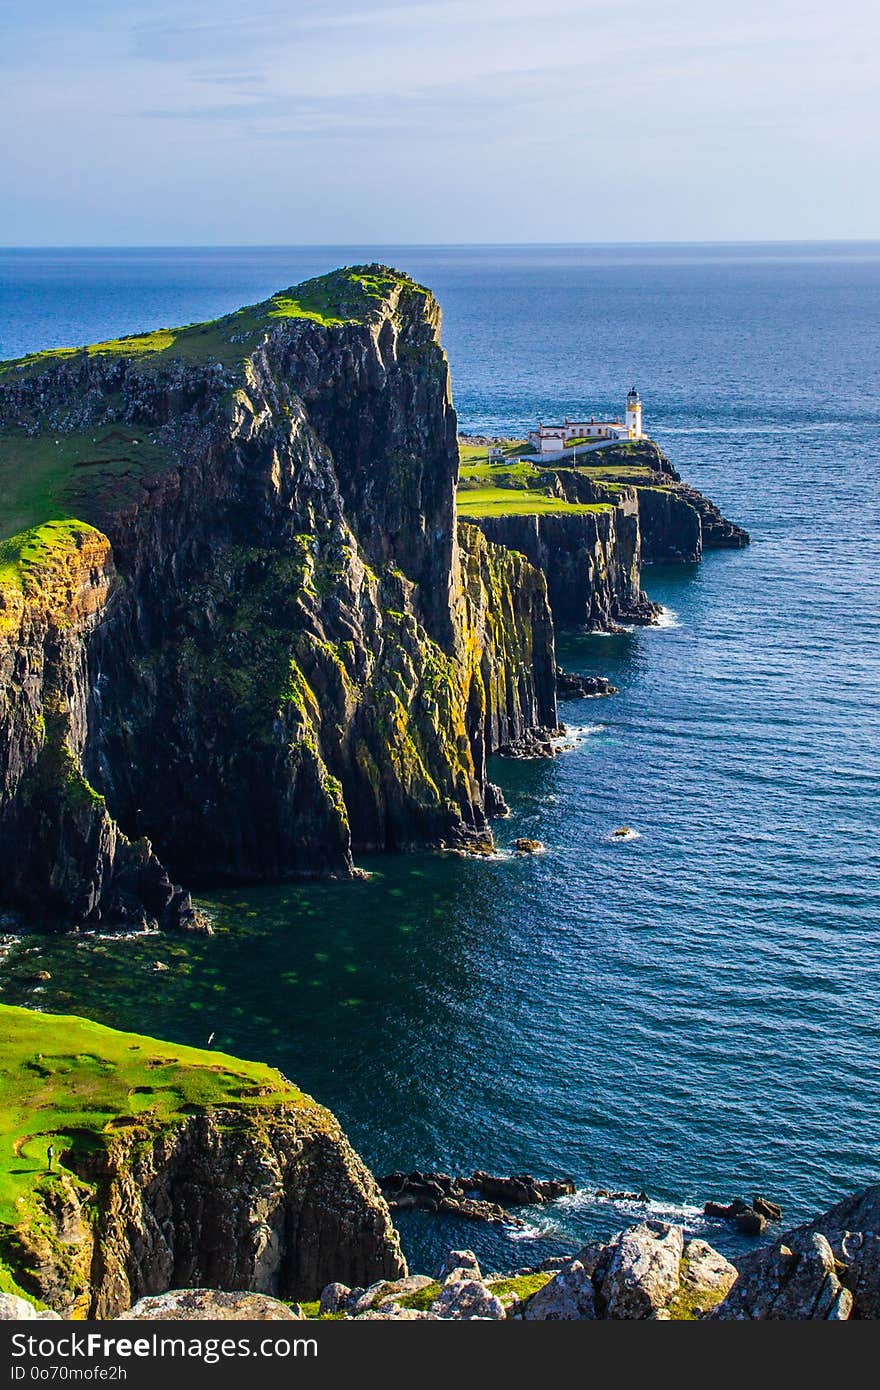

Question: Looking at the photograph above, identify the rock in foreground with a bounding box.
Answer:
[116,1290,303,1321]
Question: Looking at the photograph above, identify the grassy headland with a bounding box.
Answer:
[0,1002,311,1294]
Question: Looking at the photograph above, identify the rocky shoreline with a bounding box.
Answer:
[5,1184,878,1322]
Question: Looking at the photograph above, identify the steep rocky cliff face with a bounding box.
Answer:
[457,438,747,631]
[0,267,556,929]
[472,495,658,629]
[0,1005,405,1318]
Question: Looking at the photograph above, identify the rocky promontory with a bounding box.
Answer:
[457,436,748,623]
[0,267,556,931]
[0,1004,404,1318]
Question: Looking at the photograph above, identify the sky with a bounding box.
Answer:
[2,0,878,245]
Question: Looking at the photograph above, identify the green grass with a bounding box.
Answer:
[0,267,426,378]
[0,1004,311,1232]
[458,459,543,487]
[0,520,103,589]
[0,428,174,547]
[456,487,612,518]
[487,1271,552,1305]
[576,464,653,480]
[458,440,529,464]
[394,1281,441,1311]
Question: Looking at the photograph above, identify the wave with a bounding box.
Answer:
[563,723,606,741]
[505,1186,714,1246]
[653,607,681,629]
[555,1186,712,1233]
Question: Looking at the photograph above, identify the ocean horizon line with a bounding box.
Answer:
[2,238,880,253]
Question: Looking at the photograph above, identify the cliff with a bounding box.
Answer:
[457,437,748,625]
[0,267,557,930]
[470,500,657,629]
[0,1004,405,1318]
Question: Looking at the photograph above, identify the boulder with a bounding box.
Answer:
[347,1281,397,1316]
[522,1260,596,1320]
[436,1249,481,1282]
[319,1282,351,1315]
[116,1290,303,1320]
[0,1294,60,1320]
[432,1279,506,1320]
[835,1231,880,1319]
[713,1233,850,1320]
[676,1240,737,1315]
[601,1220,684,1319]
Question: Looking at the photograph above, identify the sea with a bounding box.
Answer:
[1,243,879,1275]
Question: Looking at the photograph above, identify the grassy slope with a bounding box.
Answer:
[456,487,611,518]
[456,457,613,518]
[455,442,659,519]
[0,1004,311,1239]
[0,267,422,596]
[0,267,420,379]
[0,429,175,553]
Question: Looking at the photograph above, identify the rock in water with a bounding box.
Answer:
[116,1290,303,1320]
[555,667,617,698]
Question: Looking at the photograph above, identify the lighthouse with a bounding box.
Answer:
[625,387,643,440]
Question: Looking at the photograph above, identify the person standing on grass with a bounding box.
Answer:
[47,1144,54,1173]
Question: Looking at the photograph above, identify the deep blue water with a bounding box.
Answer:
[1,244,879,1275]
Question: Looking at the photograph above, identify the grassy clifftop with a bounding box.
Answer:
[0,266,427,379]
[0,265,429,595]
[0,1004,312,1289]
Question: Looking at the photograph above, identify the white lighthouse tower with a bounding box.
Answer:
[625,387,643,439]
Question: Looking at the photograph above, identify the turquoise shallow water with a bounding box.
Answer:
[1,244,879,1274]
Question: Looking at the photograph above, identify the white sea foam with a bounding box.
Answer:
[554,1186,710,1231]
[506,1215,569,1241]
[653,606,681,629]
[564,723,606,742]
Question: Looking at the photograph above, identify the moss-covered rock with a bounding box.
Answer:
[0,267,557,927]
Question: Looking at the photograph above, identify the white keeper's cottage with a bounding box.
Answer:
[527,388,643,455]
